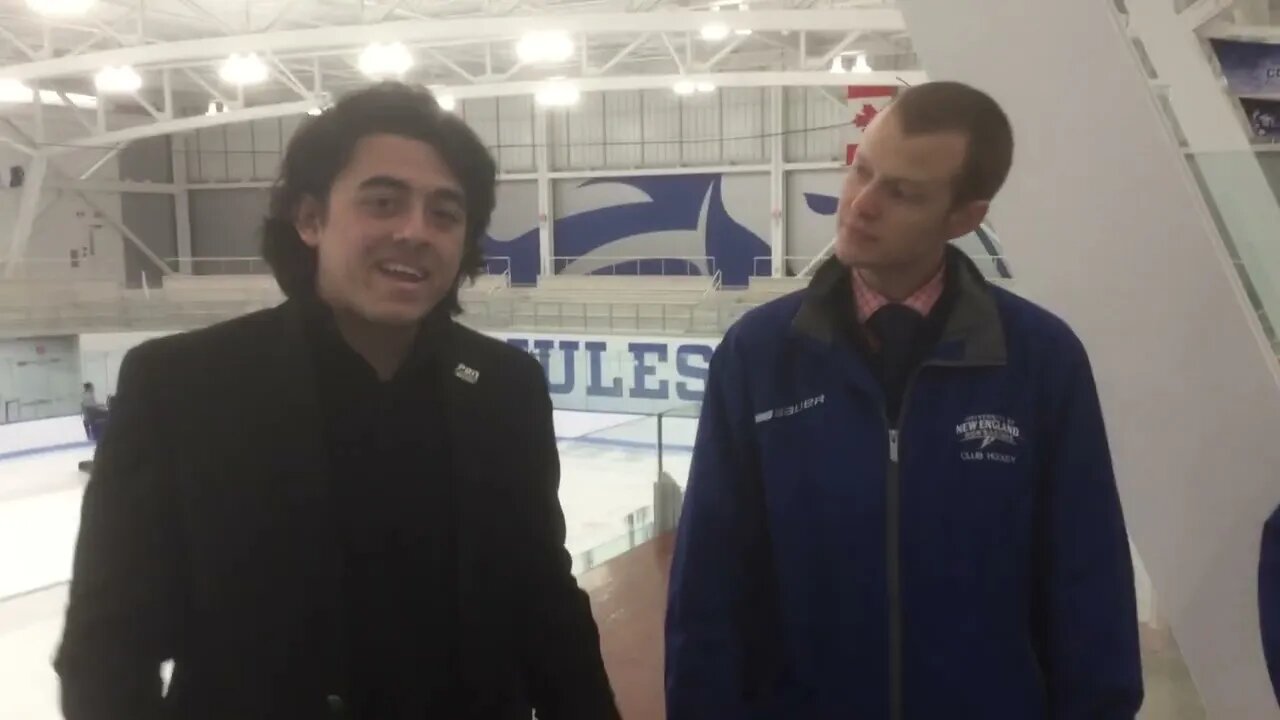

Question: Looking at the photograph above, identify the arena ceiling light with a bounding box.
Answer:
[850,54,873,73]
[358,42,414,79]
[700,22,730,42]
[515,31,574,65]
[830,56,845,74]
[94,66,142,94]
[218,53,269,86]
[0,79,34,103]
[534,80,580,108]
[734,3,751,35]
[427,85,456,112]
[26,0,95,16]
[695,81,716,93]
[700,5,730,42]
[0,79,97,108]
[673,80,696,96]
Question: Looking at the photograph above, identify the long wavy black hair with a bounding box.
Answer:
[261,81,496,315]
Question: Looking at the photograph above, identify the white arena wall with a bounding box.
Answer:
[900,0,1280,716]
[3,324,1156,628]
[70,328,720,414]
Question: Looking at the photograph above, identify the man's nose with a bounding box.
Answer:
[848,185,880,219]
[393,205,431,243]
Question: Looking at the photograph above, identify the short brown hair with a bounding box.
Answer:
[888,81,1014,206]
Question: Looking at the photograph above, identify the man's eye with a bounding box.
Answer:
[363,195,400,213]
[433,208,462,224]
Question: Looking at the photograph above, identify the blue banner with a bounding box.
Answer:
[1210,39,1280,95]
[1241,97,1280,141]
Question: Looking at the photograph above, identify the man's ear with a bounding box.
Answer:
[293,195,324,249]
[946,199,990,241]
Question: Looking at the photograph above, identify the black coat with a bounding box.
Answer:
[55,301,620,720]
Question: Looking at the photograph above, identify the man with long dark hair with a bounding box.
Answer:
[56,82,618,720]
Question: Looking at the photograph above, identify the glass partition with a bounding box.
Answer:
[560,411,659,574]
[1184,150,1280,357]
[0,338,82,424]
[565,402,701,575]
[655,403,700,491]
[78,349,127,402]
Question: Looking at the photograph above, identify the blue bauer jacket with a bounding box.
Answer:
[666,250,1144,720]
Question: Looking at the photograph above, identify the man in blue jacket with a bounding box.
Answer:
[666,81,1144,719]
[1259,505,1280,705]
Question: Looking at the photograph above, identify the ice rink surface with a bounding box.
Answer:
[0,409,691,720]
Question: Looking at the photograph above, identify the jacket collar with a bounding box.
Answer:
[293,292,456,379]
[792,244,1007,367]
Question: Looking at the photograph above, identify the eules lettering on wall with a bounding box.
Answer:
[495,332,719,413]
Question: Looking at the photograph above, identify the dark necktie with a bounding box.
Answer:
[867,304,926,421]
[868,304,925,366]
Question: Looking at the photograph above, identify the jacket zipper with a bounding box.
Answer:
[886,367,929,720]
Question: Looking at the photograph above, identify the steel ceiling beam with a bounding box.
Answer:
[34,68,919,152]
[0,23,39,60]
[43,99,316,154]
[660,33,685,74]
[434,69,923,98]
[595,33,652,75]
[703,34,751,70]
[1,9,906,82]
[1203,21,1280,39]
[1180,0,1235,29]
[808,31,862,71]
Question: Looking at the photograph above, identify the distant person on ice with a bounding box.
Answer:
[666,81,1144,719]
[56,82,618,720]
[79,382,105,441]
[79,382,98,412]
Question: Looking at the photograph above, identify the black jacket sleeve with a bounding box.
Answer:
[54,343,184,720]
[515,357,620,720]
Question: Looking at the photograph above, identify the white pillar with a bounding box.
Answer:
[1129,0,1280,341]
[171,135,193,274]
[769,86,785,278]
[3,155,48,276]
[535,105,554,277]
[1232,0,1271,24]
[897,0,1280,717]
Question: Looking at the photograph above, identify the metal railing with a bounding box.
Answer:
[9,255,1062,338]
[460,294,734,335]
[753,233,1014,282]
[481,256,512,279]
[751,256,823,277]
[0,257,123,281]
[550,256,718,277]
[161,257,272,275]
[703,270,723,299]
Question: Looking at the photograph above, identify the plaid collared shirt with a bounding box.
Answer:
[852,263,946,325]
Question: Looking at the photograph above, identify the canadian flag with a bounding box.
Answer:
[846,86,899,165]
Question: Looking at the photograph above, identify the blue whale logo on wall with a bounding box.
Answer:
[481,174,769,287]
[555,174,767,287]
[483,227,541,286]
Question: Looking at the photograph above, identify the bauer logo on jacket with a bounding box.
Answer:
[755,394,826,424]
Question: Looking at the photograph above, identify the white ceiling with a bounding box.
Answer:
[0,0,919,99]
[0,0,927,146]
